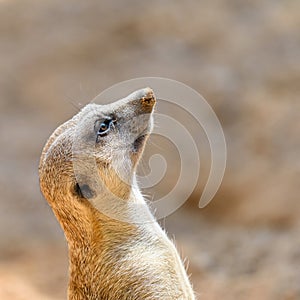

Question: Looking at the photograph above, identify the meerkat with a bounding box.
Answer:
[39,88,196,300]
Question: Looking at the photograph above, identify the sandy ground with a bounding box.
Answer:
[0,0,299,299]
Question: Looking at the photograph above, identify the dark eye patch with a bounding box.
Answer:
[95,116,117,143]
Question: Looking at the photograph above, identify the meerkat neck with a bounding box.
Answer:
[87,175,157,225]
[64,183,151,298]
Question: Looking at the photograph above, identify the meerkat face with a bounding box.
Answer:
[71,88,156,200]
[90,88,155,166]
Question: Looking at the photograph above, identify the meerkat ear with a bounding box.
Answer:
[74,183,96,199]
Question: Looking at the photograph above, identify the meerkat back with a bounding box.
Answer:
[39,88,196,299]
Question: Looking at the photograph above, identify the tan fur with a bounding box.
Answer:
[39,88,196,299]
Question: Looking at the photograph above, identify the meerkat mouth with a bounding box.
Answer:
[133,134,148,153]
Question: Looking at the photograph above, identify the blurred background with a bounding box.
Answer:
[0,0,299,299]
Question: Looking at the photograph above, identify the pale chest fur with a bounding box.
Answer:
[67,219,195,300]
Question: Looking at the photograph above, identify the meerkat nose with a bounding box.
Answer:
[138,87,156,113]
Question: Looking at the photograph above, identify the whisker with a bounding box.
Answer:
[64,94,83,113]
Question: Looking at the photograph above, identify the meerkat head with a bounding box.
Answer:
[73,87,156,199]
[39,88,156,229]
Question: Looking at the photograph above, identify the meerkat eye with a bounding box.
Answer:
[99,122,109,132]
[95,117,116,141]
